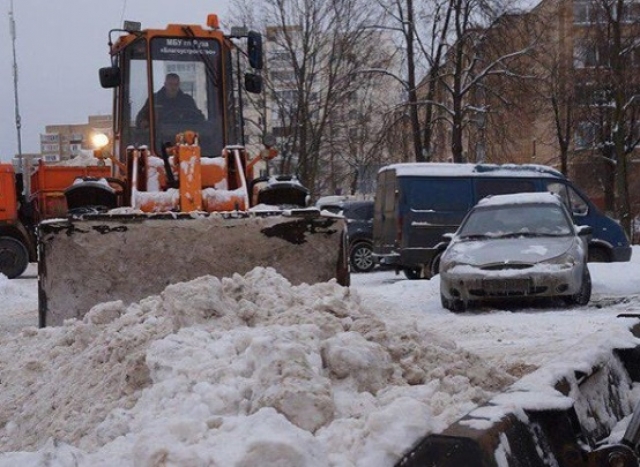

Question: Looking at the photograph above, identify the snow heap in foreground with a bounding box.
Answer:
[0,267,514,467]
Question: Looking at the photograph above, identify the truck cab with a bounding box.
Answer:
[0,164,35,278]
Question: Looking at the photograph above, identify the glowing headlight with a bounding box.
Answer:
[91,133,110,150]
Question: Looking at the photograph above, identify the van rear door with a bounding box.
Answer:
[398,177,473,265]
[373,168,397,257]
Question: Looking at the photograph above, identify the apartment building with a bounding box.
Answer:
[426,0,640,221]
[260,25,403,196]
[41,114,112,162]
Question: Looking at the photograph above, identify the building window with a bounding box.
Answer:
[574,84,612,106]
[573,41,608,68]
[270,70,295,82]
[575,121,597,149]
[573,0,594,24]
[269,50,290,68]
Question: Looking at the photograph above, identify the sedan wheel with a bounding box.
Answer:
[440,293,467,312]
[565,267,592,306]
[350,242,375,273]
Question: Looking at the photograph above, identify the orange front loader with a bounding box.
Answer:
[37,14,349,326]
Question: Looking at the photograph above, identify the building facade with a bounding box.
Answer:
[40,114,112,162]
[426,0,640,235]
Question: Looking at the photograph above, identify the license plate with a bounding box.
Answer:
[482,278,530,294]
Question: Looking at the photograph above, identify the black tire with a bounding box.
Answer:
[430,252,442,277]
[440,293,466,312]
[349,242,375,273]
[0,237,29,279]
[565,267,592,306]
[403,267,423,280]
[588,247,610,263]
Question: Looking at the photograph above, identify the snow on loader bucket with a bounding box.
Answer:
[395,323,640,467]
[38,211,348,327]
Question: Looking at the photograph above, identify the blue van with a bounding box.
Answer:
[372,163,632,279]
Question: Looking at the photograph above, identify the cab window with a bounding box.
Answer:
[546,182,589,216]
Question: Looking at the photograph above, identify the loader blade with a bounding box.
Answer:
[38,211,349,326]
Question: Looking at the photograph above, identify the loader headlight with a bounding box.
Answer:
[91,133,110,150]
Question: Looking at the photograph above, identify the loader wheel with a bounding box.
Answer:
[0,237,29,279]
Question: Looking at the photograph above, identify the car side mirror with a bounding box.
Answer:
[99,66,121,88]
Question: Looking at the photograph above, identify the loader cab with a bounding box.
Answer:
[101,18,264,166]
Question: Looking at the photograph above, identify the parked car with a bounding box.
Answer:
[318,199,376,273]
[439,192,592,312]
[373,163,631,280]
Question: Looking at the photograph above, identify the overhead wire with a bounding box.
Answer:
[119,0,128,27]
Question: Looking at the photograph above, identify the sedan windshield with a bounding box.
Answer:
[458,204,573,239]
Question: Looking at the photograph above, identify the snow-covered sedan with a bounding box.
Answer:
[439,192,592,311]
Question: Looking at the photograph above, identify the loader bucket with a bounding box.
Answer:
[38,210,349,326]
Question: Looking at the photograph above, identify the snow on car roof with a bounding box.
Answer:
[476,191,563,207]
[382,162,563,178]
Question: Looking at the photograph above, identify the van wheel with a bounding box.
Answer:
[403,267,424,280]
[0,237,29,279]
[588,247,610,263]
[430,252,442,277]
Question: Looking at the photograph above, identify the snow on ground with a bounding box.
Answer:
[0,248,639,466]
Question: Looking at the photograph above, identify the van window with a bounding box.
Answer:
[546,181,589,216]
[404,178,473,211]
[475,179,536,200]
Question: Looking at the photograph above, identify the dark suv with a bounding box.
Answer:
[320,200,375,273]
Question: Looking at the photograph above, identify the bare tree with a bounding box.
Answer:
[434,2,539,163]
[377,0,537,163]
[573,0,640,235]
[230,0,391,197]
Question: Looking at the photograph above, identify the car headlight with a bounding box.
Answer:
[546,252,578,268]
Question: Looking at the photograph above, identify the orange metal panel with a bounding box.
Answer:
[0,164,18,222]
[177,145,202,212]
[29,163,112,220]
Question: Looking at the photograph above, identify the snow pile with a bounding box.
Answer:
[0,273,31,303]
[0,267,514,466]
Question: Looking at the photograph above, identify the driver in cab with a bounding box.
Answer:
[136,73,204,128]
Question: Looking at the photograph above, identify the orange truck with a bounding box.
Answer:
[0,162,110,278]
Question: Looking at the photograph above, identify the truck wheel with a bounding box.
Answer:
[0,237,29,279]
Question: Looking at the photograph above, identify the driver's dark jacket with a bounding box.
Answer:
[136,88,204,127]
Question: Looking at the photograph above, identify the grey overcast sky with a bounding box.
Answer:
[0,0,232,162]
